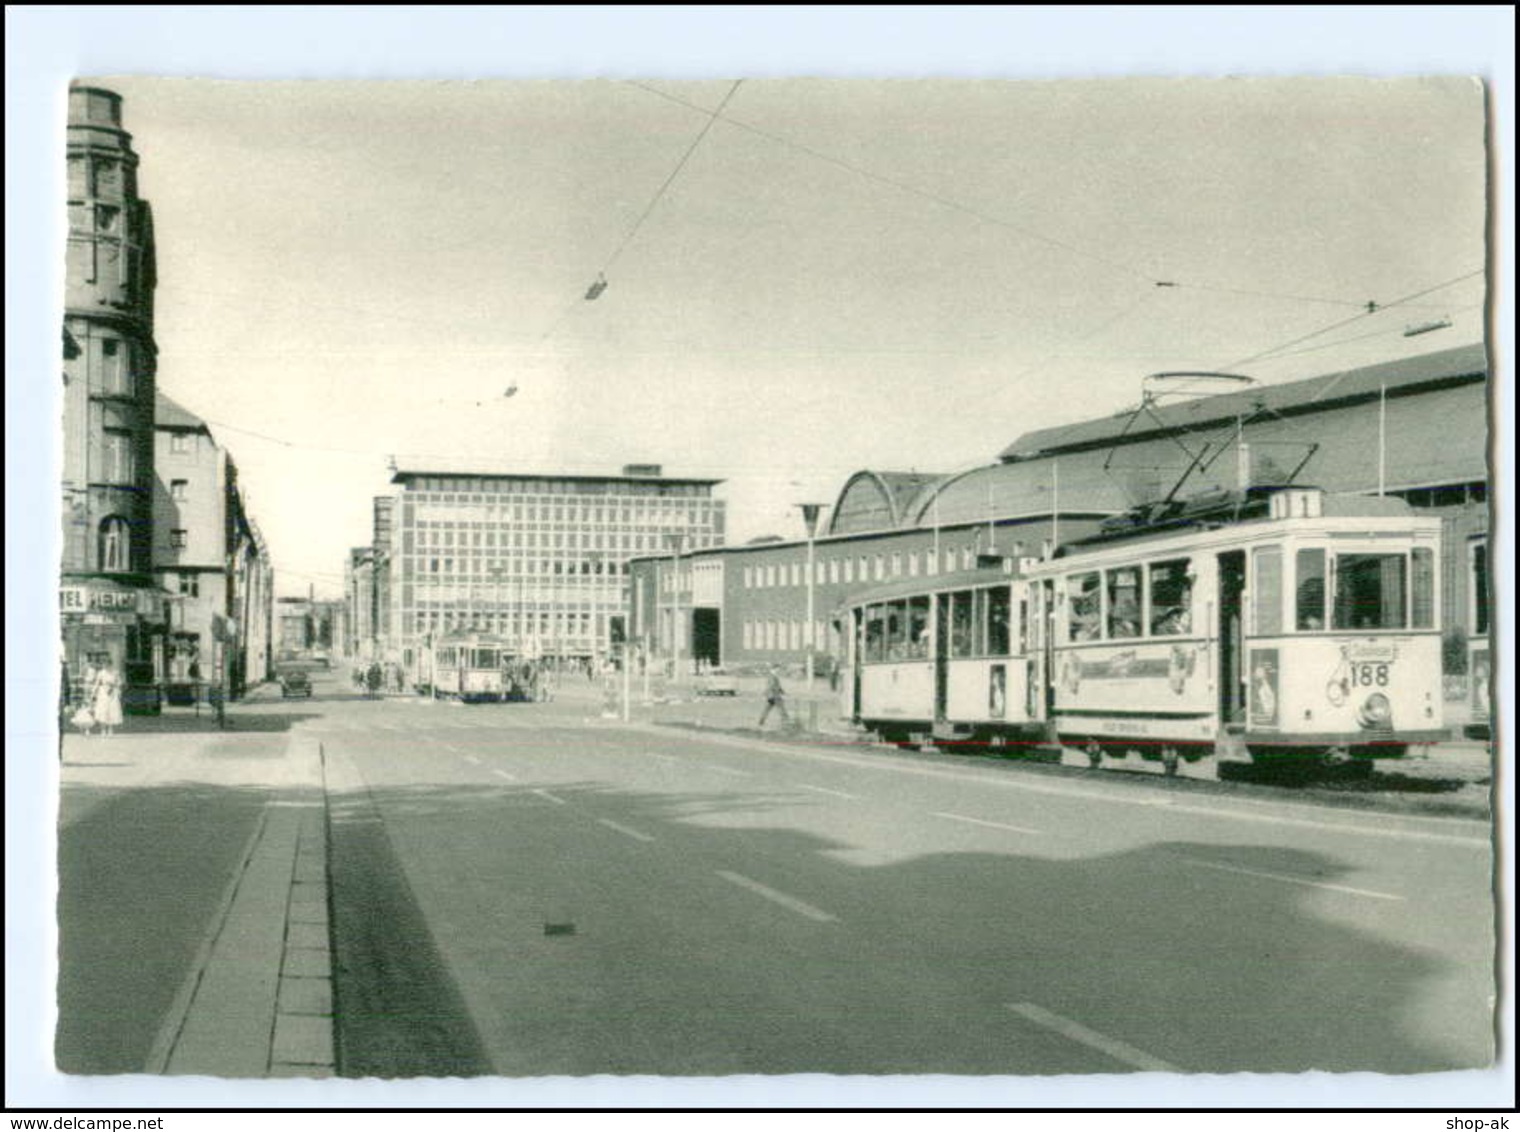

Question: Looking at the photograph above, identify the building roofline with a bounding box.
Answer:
[391,467,724,487]
[999,343,1488,463]
[623,508,1115,567]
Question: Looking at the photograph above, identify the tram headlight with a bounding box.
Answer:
[1358,692,1392,729]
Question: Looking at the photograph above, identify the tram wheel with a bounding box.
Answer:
[1161,746,1180,777]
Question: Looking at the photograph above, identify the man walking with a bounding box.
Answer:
[757,665,791,730]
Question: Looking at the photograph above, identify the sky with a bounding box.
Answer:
[7,6,1515,1113]
[51,70,1496,599]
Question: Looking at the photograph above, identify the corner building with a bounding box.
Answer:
[375,465,724,679]
[59,84,168,708]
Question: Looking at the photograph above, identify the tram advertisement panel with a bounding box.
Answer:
[1249,647,1279,729]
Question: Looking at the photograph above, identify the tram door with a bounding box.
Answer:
[1217,551,1247,724]
[850,608,863,720]
[934,593,951,723]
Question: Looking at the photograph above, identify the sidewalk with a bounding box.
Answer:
[57,715,334,1078]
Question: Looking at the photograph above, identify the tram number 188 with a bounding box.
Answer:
[1351,663,1391,687]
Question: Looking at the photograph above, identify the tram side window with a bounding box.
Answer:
[1149,559,1192,635]
[1411,548,1435,630]
[1106,568,1141,639]
[1067,573,1101,642]
[950,591,976,657]
[906,596,931,659]
[1296,548,1326,630]
[476,648,499,668]
[988,586,1013,655]
[1252,546,1283,636]
[886,601,910,660]
[863,606,887,664]
[1333,553,1407,631]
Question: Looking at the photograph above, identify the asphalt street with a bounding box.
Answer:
[306,673,1496,1078]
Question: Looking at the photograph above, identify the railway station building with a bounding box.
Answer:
[629,342,1490,677]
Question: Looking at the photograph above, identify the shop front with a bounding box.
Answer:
[60,580,169,715]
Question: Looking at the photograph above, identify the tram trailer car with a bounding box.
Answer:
[840,565,1048,752]
[430,634,512,703]
[1035,486,1446,776]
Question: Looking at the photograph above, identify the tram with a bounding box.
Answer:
[1035,485,1446,775]
[1465,531,1491,739]
[428,631,515,703]
[838,563,1048,751]
[839,485,1447,778]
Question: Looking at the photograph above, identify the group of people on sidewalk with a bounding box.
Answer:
[62,655,124,737]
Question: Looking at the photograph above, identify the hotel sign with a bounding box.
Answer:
[60,585,165,620]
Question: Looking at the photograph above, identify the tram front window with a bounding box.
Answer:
[1296,548,1326,630]
[1332,553,1407,631]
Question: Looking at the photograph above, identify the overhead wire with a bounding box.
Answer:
[1224,269,1485,370]
[628,80,1158,287]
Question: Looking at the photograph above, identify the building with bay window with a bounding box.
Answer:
[59,84,169,709]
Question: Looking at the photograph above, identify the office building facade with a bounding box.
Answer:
[370,465,725,680]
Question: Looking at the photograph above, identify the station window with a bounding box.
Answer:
[1411,547,1435,629]
[1471,542,1489,635]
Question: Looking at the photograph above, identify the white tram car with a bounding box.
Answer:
[429,632,513,703]
[838,486,1447,777]
[839,565,1047,751]
[1035,486,1446,775]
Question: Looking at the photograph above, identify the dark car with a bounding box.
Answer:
[280,669,312,698]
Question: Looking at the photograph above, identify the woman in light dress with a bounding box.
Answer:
[91,661,124,736]
[71,661,99,736]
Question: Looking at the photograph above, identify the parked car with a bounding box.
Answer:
[696,667,738,696]
[280,669,312,698]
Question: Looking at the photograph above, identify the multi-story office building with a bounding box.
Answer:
[369,464,725,678]
[152,392,275,700]
[59,84,169,709]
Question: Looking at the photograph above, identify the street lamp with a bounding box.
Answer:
[664,531,685,684]
[797,503,828,697]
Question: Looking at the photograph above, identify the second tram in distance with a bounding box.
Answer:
[838,485,1448,776]
[427,631,514,703]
